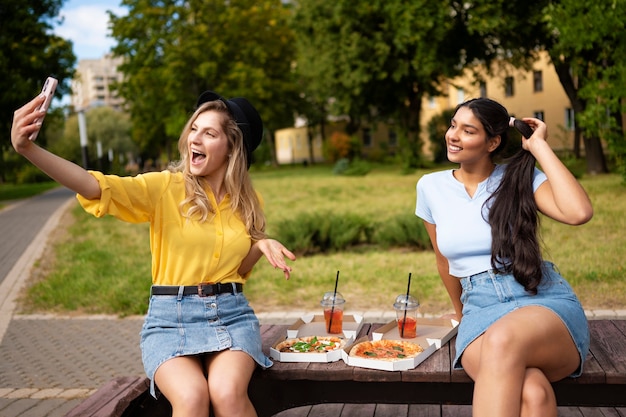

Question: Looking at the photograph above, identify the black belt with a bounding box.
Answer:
[151,283,243,297]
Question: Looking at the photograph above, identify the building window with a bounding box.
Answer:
[505,77,514,97]
[565,108,575,130]
[363,128,372,147]
[533,111,544,121]
[457,88,465,104]
[388,129,397,146]
[479,81,487,98]
[533,71,543,92]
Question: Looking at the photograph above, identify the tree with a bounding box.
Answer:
[292,0,480,168]
[49,106,135,173]
[544,0,625,177]
[0,0,76,182]
[109,0,298,165]
[457,0,616,175]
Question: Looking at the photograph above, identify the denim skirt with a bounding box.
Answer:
[455,261,589,377]
[140,286,272,397]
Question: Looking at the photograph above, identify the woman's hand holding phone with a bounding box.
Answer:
[29,76,58,141]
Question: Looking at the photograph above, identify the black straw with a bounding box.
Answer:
[328,271,340,333]
[401,273,412,337]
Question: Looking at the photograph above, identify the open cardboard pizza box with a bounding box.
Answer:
[269,314,363,363]
[287,314,364,340]
[342,317,459,371]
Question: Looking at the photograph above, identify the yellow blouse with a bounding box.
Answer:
[77,170,251,286]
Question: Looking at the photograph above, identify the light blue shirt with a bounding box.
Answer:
[415,164,547,277]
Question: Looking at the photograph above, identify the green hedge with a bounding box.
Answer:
[273,211,431,255]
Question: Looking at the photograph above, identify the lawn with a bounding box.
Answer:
[15,165,626,317]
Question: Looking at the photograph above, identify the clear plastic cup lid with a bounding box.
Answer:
[320,291,346,306]
[393,294,419,310]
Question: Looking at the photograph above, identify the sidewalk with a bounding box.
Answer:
[0,188,625,417]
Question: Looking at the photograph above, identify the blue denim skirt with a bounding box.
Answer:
[455,261,589,377]
[140,286,272,397]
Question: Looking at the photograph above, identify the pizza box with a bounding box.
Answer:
[372,317,459,348]
[269,314,363,363]
[342,317,459,371]
[269,334,348,363]
[286,314,364,340]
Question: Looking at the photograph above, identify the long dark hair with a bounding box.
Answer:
[458,98,543,294]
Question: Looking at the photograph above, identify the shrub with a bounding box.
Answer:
[273,212,372,254]
[333,158,371,176]
[273,211,431,254]
[326,131,352,162]
[373,214,432,249]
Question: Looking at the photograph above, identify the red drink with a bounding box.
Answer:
[397,316,417,338]
[324,308,344,334]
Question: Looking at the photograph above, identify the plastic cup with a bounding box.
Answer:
[320,291,346,334]
[393,294,420,338]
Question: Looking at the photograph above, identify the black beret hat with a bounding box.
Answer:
[196,91,263,168]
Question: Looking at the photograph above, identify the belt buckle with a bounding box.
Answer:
[197,284,215,297]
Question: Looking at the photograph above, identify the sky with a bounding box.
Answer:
[54,0,127,62]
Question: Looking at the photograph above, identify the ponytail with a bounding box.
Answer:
[487,117,543,294]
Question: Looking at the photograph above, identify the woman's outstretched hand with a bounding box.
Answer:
[11,95,46,153]
[256,239,296,279]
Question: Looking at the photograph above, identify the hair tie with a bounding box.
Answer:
[509,117,516,127]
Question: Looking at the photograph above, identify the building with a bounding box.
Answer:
[274,51,576,165]
[70,54,124,111]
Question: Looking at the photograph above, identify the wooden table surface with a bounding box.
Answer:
[249,319,626,416]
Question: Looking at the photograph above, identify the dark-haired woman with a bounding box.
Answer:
[415,98,592,416]
[12,91,296,417]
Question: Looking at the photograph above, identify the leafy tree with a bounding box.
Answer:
[457,0,616,175]
[50,106,134,173]
[544,0,625,178]
[292,0,482,169]
[109,0,298,165]
[0,0,76,182]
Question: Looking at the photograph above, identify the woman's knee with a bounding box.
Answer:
[521,368,556,417]
[209,379,248,410]
[167,385,210,413]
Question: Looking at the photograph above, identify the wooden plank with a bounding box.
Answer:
[351,365,403,382]
[65,376,148,417]
[408,404,442,417]
[448,337,473,383]
[374,403,409,416]
[442,405,472,417]
[575,350,608,384]
[309,403,344,417]
[402,345,451,383]
[575,407,617,417]
[305,360,355,381]
[588,321,626,384]
[341,403,376,417]
[273,405,312,417]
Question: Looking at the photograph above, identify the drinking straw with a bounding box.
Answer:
[328,270,340,333]
[401,272,412,337]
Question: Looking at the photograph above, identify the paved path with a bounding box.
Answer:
[0,187,624,417]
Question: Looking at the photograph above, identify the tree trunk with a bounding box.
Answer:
[550,57,608,173]
[584,136,608,174]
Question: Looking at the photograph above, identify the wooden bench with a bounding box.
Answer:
[66,319,626,417]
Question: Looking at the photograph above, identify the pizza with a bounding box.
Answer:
[276,336,345,353]
[349,339,423,361]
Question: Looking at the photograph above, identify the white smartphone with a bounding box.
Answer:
[29,76,59,141]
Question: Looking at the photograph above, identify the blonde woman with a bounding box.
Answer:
[12,90,296,417]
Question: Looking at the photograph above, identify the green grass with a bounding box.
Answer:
[17,165,626,317]
[0,182,59,210]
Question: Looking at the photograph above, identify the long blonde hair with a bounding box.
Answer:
[169,101,266,240]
